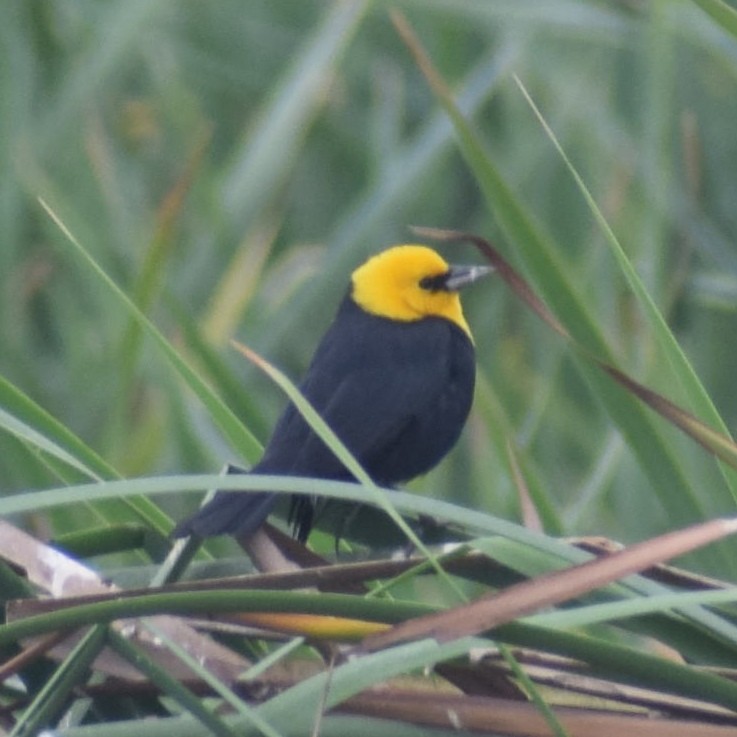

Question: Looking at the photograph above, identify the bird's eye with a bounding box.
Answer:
[419,273,449,292]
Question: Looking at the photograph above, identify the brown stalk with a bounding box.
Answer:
[343,691,737,737]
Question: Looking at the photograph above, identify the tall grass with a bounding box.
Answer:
[4,0,737,556]
[3,1,737,734]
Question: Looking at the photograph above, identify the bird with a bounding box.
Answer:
[173,244,491,542]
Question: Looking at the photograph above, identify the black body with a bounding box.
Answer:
[173,295,476,540]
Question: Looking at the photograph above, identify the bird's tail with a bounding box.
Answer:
[172,465,278,539]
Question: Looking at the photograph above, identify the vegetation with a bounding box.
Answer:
[3,1,737,734]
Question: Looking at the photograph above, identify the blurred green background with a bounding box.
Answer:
[3,0,737,568]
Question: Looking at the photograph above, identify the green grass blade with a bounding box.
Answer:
[0,374,114,480]
[529,584,737,629]
[38,198,262,465]
[691,0,737,37]
[6,471,737,654]
[0,375,172,533]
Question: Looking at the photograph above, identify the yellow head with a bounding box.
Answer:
[350,245,491,340]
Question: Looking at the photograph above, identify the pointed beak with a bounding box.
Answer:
[445,264,494,291]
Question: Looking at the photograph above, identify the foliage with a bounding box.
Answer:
[3,0,737,734]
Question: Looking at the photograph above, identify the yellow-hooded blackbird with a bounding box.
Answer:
[174,244,490,541]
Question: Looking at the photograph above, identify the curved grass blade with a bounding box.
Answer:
[0,375,172,533]
[0,375,114,480]
[691,0,737,37]
[6,472,737,657]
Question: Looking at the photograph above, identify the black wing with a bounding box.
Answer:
[256,298,475,486]
[174,298,475,540]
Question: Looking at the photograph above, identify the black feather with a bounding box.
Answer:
[174,295,475,540]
